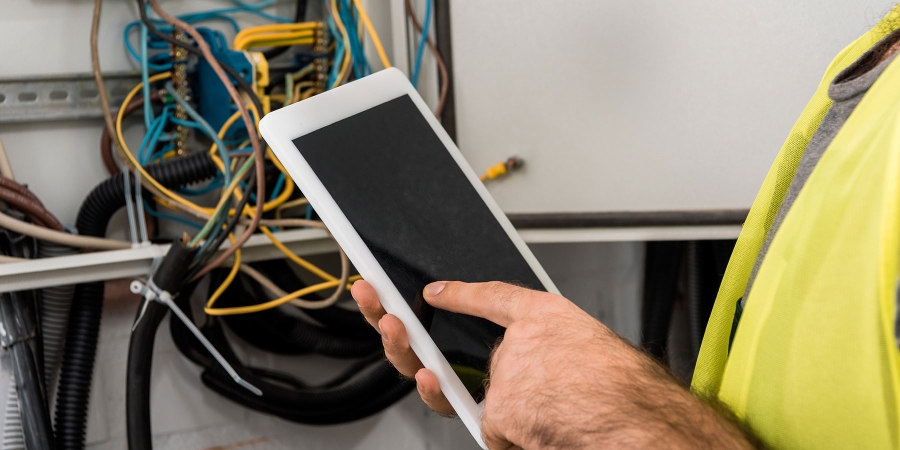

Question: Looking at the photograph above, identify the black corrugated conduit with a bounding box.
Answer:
[219,259,380,357]
[3,242,78,450]
[0,232,54,450]
[54,152,216,450]
[126,241,198,450]
[170,269,415,425]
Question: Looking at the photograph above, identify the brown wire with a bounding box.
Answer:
[92,1,176,239]
[100,91,161,175]
[0,176,42,205]
[405,0,449,118]
[0,186,65,232]
[146,0,266,282]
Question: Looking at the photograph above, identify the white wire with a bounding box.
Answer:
[134,166,149,244]
[112,148,139,246]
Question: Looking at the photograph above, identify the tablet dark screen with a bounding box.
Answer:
[292,94,545,395]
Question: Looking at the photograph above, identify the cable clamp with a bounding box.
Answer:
[129,280,263,396]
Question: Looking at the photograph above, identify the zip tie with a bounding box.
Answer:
[130,279,263,396]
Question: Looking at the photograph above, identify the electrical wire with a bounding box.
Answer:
[259,226,336,281]
[405,0,449,117]
[0,177,42,204]
[114,73,211,214]
[189,156,255,247]
[141,0,267,277]
[0,138,15,180]
[330,0,353,88]
[263,0,310,60]
[206,107,295,215]
[0,210,129,250]
[0,186,65,232]
[241,259,361,310]
[138,0,264,243]
[233,23,319,50]
[350,0,391,70]
[410,0,431,87]
[115,147,140,246]
[163,82,232,186]
[101,91,160,175]
[275,197,309,219]
[204,250,353,315]
[204,233,242,309]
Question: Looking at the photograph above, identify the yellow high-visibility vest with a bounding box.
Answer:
[692,7,900,449]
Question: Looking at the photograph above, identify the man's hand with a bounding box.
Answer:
[351,280,754,449]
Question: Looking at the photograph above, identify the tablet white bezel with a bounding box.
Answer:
[260,68,558,448]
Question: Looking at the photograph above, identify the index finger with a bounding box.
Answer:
[422,281,550,328]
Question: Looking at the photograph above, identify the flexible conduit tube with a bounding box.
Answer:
[2,243,76,450]
[54,152,216,450]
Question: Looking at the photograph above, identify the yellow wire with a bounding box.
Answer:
[233,22,320,49]
[236,30,315,48]
[208,108,294,214]
[234,22,319,40]
[236,36,315,51]
[331,0,353,88]
[116,72,209,214]
[351,0,391,69]
[335,50,352,87]
[299,88,317,101]
[260,226,336,281]
[275,197,309,220]
[291,81,316,104]
[238,30,315,42]
[204,275,362,316]
[205,234,241,308]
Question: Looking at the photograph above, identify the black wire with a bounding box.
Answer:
[262,0,309,61]
[186,170,257,279]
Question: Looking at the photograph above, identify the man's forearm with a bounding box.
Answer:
[587,339,756,449]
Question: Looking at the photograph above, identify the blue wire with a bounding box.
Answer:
[138,113,167,165]
[269,173,286,202]
[143,200,203,229]
[338,0,368,78]
[239,182,259,203]
[231,0,278,9]
[146,140,175,165]
[194,202,231,257]
[140,14,155,128]
[124,23,170,71]
[411,0,432,88]
[179,176,225,196]
[124,3,297,69]
[328,40,345,88]
[169,117,204,130]
[326,12,340,86]
[164,83,232,187]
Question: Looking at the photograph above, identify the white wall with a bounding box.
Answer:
[450,0,897,214]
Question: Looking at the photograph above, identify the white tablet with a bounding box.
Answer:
[259,68,558,448]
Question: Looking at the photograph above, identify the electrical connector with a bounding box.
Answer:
[479,156,524,182]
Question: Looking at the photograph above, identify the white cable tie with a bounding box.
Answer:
[129,280,263,396]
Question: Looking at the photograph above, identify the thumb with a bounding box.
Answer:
[422,281,546,328]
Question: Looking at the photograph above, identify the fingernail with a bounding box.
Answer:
[424,282,446,298]
[377,317,388,341]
